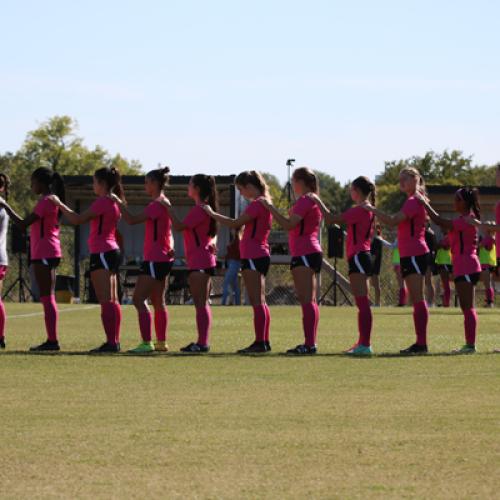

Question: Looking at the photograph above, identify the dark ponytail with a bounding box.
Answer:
[146,165,170,191]
[191,174,219,237]
[94,166,125,202]
[0,173,10,200]
[32,167,65,203]
[456,187,480,220]
[352,176,376,206]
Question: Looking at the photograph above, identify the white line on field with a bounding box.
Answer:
[8,305,99,319]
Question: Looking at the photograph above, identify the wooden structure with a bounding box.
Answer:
[63,175,237,299]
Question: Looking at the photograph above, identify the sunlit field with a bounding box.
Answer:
[1,304,499,499]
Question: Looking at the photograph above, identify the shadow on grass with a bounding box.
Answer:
[1,350,498,359]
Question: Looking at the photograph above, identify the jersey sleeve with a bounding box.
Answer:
[401,198,420,219]
[183,206,206,229]
[291,197,311,219]
[33,198,49,218]
[244,201,260,220]
[89,198,106,216]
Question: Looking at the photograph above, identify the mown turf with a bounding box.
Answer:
[0,304,499,499]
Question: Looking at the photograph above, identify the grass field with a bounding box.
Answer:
[1,304,499,499]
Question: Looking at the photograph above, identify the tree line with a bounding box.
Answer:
[1,116,497,215]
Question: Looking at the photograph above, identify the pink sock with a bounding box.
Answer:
[443,282,451,307]
[253,305,266,342]
[154,307,168,342]
[41,295,58,342]
[413,300,429,346]
[399,287,407,305]
[0,299,5,339]
[301,303,317,347]
[313,302,320,344]
[463,308,478,346]
[113,302,122,344]
[355,296,372,347]
[195,305,211,346]
[101,302,116,346]
[486,287,494,304]
[263,304,271,342]
[138,309,152,342]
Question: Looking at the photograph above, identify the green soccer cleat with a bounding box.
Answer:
[345,344,373,356]
[452,344,476,354]
[128,342,155,354]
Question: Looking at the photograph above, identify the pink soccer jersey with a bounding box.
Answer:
[288,195,322,257]
[342,205,374,259]
[183,204,216,269]
[88,197,121,253]
[239,198,272,259]
[397,196,429,258]
[449,215,481,277]
[143,201,174,262]
[30,196,62,259]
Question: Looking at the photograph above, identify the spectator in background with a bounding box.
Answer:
[222,229,241,305]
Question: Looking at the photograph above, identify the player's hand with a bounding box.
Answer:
[305,192,320,203]
[361,202,374,211]
[156,196,171,209]
[464,216,480,226]
[47,195,62,206]
[258,198,271,209]
[108,193,123,205]
[201,204,215,216]
[414,191,429,205]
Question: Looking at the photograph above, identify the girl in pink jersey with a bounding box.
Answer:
[51,167,123,353]
[309,176,376,356]
[111,167,173,354]
[159,174,218,353]
[0,168,65,351]
[0,174,10,349]
[365,167,430,355]
[259,167,322,355]
[203,171,272,354]
[416,188,482,353]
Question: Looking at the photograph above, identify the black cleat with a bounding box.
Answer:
[29,340,60,352]
[0,337,5,349]
[265,341,272,352]
[400,343,428,355]
[237,341,268,354]
[180,342,210,353]
[89,342,120,354]
[286,344,317,355]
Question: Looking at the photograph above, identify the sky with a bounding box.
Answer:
[1,0,499,184]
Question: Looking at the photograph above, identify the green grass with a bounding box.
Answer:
[1,304,499,499]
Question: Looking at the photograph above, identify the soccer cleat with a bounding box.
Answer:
[29,340,60,352]
[265,341,272,352]
[452,344,476,354]
[237,341,268,354]
[0,337,5,349]
[345,344,373,356]
[400,343,428,355]
[343,343,359,354]
[128,341,155,354]
[154,341,169,352]
[180,342,209,353]
[89,342,120,354]
[286,344,317,355]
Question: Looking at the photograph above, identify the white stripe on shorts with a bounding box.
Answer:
[99,252,109,271]
[301,255,310,267]
[249,259,256,271]
[411,256,421,275]
[465,274,471,283]
[42,258,48,266]
[149,261,156,279]
[354,254,365,274]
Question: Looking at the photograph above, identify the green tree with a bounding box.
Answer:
[376,150,497,212]
[0,116,141,212]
